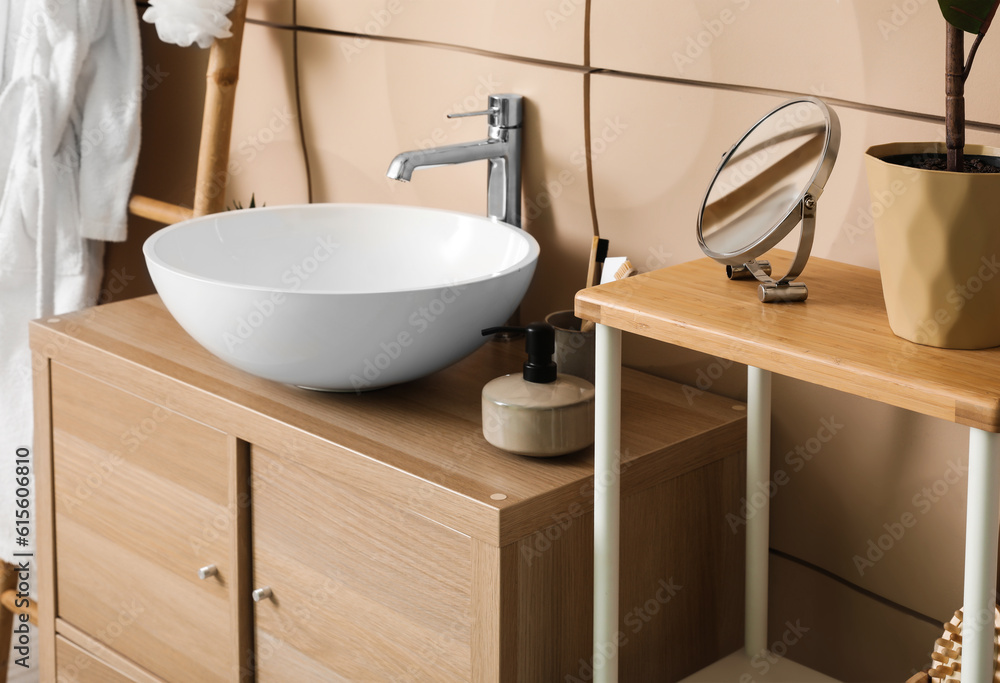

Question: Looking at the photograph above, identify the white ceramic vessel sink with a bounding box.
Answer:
[143,203,539,391]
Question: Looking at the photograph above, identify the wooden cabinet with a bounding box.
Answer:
[33,295,747,682]
[49,364,249,682]
[251,445,471,681]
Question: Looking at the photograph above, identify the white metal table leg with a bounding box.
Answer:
[746,365,772,656]
[963,428,1000,683]
[594,324,622,683]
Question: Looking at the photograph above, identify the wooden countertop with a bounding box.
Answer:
[575,252,1000,432]
[30,295,745,546]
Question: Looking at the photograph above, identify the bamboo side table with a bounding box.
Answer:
[576,253,1000,682]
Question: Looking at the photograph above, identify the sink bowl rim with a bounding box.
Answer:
[143,202,540,296]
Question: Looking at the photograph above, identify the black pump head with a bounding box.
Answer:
[482,322,557,383]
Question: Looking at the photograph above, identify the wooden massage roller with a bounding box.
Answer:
[928,607,1000,682]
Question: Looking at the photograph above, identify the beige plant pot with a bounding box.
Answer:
[865,142,1000,349]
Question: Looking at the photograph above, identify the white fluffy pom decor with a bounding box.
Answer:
[142,0,236,48]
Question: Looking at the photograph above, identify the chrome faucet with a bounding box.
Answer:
[386,94,523,228]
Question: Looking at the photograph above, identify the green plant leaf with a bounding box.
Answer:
[939,0,1000,35]
[226,193,265,211]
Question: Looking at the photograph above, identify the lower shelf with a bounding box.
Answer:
[679,650,841,682]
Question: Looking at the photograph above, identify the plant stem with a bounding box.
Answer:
[946,22,965,172]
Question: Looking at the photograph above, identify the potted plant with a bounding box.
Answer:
[865,0,1000,349]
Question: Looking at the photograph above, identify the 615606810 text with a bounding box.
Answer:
[12,446,33,669]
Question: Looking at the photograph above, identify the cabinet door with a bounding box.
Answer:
[51,364,236,681]
[251,445,472,681]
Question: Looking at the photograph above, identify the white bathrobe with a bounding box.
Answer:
[0,1,141,561]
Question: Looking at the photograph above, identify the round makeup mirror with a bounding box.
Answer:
[697,97,840,302]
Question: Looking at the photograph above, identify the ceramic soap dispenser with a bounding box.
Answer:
[481,322,595,457]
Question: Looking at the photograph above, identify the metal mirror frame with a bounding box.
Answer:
[696,96,841,302]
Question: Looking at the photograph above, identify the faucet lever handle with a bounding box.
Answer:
[447,108,493,120]
[447,95,523,129]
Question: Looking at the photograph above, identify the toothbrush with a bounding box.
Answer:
[600,257,636,285]
[580,237,609,334]
[614,260,636,279]
[585,236,609,288]
[581,246,637,333]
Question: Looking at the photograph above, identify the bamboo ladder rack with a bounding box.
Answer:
[131,0,250,221]
[0,1,248,678]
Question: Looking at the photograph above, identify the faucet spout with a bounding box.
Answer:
[385,94,523,228]
[387,138,509,182]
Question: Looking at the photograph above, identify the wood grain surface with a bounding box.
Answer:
[51,365,234,682]
[30,295,745,546]
[55,631,164,683]
[576,252,1000,431]
[31,294,748,681]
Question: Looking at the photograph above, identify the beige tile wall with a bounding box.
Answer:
[226,23,309,207]
[590,0,1000,122]
[768,553,942,680]
[246,0,292,24]
[297,0,586,64]
[121,0,1000,678]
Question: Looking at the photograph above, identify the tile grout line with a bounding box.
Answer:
[137,0,997,134]
[770,546,944,629]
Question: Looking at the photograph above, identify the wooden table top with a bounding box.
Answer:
[575,252,1000,432]
[31,295,745,545]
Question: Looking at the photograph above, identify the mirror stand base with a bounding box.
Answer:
[758,281,808,303]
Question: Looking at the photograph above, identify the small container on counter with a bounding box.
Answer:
[481,322,595,457]
[544,309,595,385]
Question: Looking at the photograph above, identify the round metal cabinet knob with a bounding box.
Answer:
[198,564,218,580]
[252,586,273,602]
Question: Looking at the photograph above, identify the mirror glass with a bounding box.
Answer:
[698,98,837,263]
